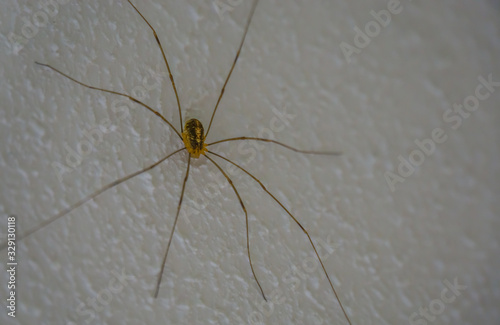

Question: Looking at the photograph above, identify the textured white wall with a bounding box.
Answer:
[1,0,499,324]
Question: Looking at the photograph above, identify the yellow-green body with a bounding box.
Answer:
[182,118,207,158]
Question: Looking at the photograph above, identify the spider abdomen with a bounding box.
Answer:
[182,118,207,158]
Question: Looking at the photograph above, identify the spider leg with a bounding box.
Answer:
[208,150,352,325]
[205,154,267,301]
[0,148,186,251]
[154,154,191,298]
[207,137,342,155]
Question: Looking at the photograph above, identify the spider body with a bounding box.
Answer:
[182,118,207,158]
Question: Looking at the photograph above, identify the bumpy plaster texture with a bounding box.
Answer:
[1,0,499,324]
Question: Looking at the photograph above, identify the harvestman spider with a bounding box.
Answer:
[2,0,352,323]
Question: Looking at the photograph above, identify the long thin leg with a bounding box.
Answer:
[0,148,186,251]
[126,0,184,131]
[154,154,191,298]
[35,62,182,140]
[205,0,260,137]
[204,154,267,301]
[207,137,342,155]
[208,150,352,325]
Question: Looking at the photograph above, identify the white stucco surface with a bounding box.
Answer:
[1,0,499,324]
